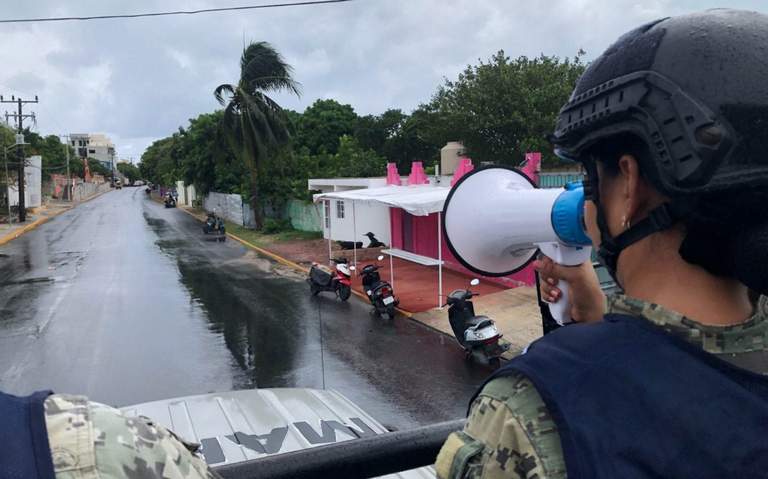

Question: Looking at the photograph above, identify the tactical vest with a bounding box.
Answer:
[0,390,56,479]
[480,314,768,478]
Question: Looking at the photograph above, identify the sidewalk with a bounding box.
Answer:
[412,287,543,359]
[0,201,74,246]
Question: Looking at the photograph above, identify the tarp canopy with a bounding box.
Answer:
[314,185,450,216]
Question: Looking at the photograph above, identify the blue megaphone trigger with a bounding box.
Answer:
[551,181,591,247]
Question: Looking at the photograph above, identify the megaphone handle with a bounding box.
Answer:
[548,280,572,325]
[537,242,592,326]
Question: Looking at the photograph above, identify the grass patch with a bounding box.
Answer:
[225,221,321,245]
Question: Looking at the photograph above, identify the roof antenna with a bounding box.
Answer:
[318,300,327,389]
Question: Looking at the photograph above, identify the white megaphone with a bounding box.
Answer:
[443,166,592,325]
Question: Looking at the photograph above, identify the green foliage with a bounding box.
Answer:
[88,159,112,177]
[296,99,357,155]
[426,50,585,168]
[214,41,300,229]
[261,217,293,234]
[117,161,141,182]
[22,129,78,177]
[139,45,585,230]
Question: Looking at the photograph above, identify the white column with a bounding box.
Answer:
[390,252,394,290]
[352,201,357,274]
[438,211,443,309]
[327,200,332,263]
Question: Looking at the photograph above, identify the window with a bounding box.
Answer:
[71,140,75,146]
[336,200,345,219]
[88,149,96,154]
[324,201,330,229]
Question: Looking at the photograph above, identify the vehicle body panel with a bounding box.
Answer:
[122,388,435,478]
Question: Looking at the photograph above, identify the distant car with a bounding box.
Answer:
[114,180,122,189]
[133,180,144,187]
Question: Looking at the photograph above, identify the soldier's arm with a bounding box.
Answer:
[44,394,220,479]
[436,374,566,479]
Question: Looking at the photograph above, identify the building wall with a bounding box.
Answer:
[7,156,42,208]
[322,199,391,246]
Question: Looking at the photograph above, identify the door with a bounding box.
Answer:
[402,212,414,252]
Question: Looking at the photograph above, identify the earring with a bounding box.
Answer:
[622,214,631,230]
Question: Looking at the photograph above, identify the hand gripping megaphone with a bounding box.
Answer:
[442,166,592,325]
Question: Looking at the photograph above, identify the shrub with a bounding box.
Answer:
[262,217,293,234]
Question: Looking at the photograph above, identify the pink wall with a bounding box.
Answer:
[407,212,534,288]
[390,208,403,249]
[384,156,543,289]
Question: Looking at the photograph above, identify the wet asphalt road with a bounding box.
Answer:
[0,189,491,429]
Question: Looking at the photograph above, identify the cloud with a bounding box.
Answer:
[0,0,765,160]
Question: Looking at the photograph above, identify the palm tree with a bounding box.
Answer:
[215,41,300,229]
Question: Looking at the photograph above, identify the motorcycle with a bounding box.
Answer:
[447,279,509,368]
[307,257,353,301]
[164,193,176,208]
[203,212,226,242]
[360,255,399,319]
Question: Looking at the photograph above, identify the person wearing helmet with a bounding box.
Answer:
[1,390,220,478]
[436,9,768,478]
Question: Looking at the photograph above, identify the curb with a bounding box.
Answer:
[176,205,416,318]
[0,188,113,247]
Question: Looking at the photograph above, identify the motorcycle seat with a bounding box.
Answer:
[310,265,333,286]
[466,316,493,330]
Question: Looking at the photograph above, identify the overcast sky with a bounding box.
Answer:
[0,0,764,162]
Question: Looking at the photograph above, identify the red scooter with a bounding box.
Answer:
[307,257,353,301]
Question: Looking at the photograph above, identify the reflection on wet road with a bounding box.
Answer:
[0,189,491,428]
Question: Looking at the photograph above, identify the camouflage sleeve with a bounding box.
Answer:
[44,394,221,479]
[435,374,566,479]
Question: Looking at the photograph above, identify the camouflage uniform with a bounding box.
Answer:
[44,394,220,479]
[436,294,768,479]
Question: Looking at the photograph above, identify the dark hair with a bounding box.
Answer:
[589,134,768,294]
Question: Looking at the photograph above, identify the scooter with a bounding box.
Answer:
[307,257,353,301]
[447,279,509,368]
[164,193,176,208]
[203,212,226,242]
[360,255,399,319]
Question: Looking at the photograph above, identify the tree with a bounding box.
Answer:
[214,41,300,229]
[427,50,585,168]
[296,99,357,155]
[117,162,141,183]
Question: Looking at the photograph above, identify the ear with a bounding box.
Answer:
[617,154,646,224]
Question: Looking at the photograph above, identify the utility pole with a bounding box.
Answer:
[2,95,38,222]
[59,134,71,200]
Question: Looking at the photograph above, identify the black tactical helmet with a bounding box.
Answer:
[551,9,768,196]
[550,9,768,289]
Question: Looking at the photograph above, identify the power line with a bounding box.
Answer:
[0,0,355,24]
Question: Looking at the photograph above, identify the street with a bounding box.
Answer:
[0,189,491,429]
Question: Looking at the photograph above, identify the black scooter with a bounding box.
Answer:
[360,255,398,319]
[164,193,176,208]
[447,279,509,368]
[203,212,226,242]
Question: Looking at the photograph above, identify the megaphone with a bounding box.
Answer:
[443,166,592,324]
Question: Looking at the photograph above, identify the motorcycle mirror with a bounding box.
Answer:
[470,279,480,286]
[377,255,384,261]
[349,265,356,271]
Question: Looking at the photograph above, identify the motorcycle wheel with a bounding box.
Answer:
[338,284,351,301]
[309,283,320,296]
[386,305,396,319]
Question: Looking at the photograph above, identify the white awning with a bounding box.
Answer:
[313,185,450,216]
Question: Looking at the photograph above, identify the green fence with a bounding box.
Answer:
[539,171,585,188]
[284,199,322,232]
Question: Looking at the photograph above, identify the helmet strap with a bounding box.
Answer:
[597,200,694,283]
